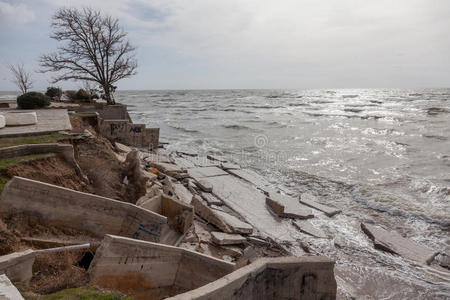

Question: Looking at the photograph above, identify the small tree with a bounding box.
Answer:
[40,7,137,104]
[9,63,33,94]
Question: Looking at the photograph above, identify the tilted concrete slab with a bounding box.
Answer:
[227,168,271,190]
[361,223,437,264]
[196,179,213,192]
[200,192,223,206]
[206,175,297,242]
[191,195,252,234]
[0,249,35,284]
[0,274,24,300]
[211,232,246,245]
[191,196,231,233]
[221,162,240,170]
[89,235,235,299]
[300,193,341,217]
[292,220,327,238]
[0,177,172,244]
[188,167,228,179]
[168,256,337,300]
[0,109,71,137]
[266,191,314,219]
[212,210,253,234]
[178,155,220,168]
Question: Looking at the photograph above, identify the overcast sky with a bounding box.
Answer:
[0,0,449,91]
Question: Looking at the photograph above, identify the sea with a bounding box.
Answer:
[2,88,449,298]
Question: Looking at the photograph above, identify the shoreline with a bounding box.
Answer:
[0,102,449,299]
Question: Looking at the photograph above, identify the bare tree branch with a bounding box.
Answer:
[9,63,33,94]
[40,7,137,104]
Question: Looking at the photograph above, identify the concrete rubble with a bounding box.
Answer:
[361,223,437,264]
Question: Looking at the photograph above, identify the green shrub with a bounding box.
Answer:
[75,89,91,101]
[17,92,51,109]
[45,87,62,99]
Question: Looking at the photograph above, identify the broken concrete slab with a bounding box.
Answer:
[89,235,234,299]
[221,162,240,170]
[211,232,246,245]
[361,223,437,264]
[292,220,327,238]
[207,155,227,162]
[206,175,297,242]
[212,210,253,234]
[183,156,220,168]
[0,176,170,244]
[299,193,341,217]
[176,150,198,157]
[0,274,24,300]
[200,192,223,206]
[172,156,196,169]
[227,168,271,190]
[150,162,187,177]
[173,182,194,204]
[192,195,252,235]
[191,196,231,233]
[266,191,314,219]
[188,166,228,179]
[0,249,35,284]
[196,179,213,192]
[247,237,270,247]
[168,256,337,300]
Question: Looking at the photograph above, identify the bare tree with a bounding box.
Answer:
[9,63,33,94]
[40,7,137,104]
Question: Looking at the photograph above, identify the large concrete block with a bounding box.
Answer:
[98,118,159,149]
[169,256,337,300]
[0,114,5,128]
[89,235,235,299]
[0,177,169,243]
[0,249,35,284]
[3,112,37,126]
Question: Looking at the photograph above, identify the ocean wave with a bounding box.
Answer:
[222,124,252,130]
[167,123,200,133]
[344,108,364,113]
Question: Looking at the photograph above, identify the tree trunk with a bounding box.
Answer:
[103,84,115,105]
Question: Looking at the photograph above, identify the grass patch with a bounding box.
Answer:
[0,154,52,172]
[22,286,134,300]
[0,133,66,149]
